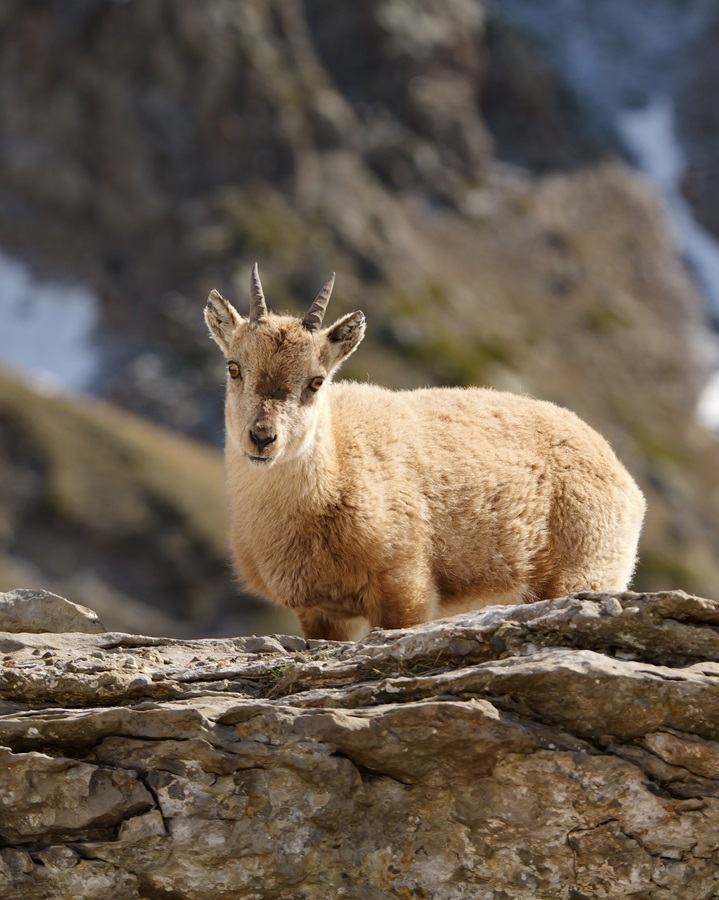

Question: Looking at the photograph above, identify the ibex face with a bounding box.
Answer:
[205,265,365,466]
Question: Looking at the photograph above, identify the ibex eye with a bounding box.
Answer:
[308,376,324,392]
[228,361,241,380]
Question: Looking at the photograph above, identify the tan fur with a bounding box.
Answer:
[205,274,646,641]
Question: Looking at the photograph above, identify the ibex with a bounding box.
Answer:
[206,265,646,640]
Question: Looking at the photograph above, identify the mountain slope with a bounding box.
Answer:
[0,0,717,611]
[0,369,289,636]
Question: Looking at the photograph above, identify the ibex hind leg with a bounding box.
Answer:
[540,502,645,600]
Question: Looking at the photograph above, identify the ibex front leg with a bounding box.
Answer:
[296,608,355,642]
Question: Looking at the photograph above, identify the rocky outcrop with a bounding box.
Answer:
[2,589,719,898]
[0,589,103,634]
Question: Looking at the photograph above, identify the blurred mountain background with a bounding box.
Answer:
[0,0,718,636]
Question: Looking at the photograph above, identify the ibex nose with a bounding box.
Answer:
[249,429,277,452]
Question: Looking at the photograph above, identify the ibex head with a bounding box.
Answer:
[205,264,365,465]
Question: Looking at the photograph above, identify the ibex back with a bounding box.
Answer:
[206,265,646,640]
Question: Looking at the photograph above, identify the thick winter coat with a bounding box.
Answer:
[206,266,646,640]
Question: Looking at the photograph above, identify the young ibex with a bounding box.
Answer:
[206,265,646,640]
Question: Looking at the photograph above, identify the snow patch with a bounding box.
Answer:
[497,0,719,434]
[697,372,719,431]
[0,249,100,392]
[617,97,719,319]
[617,98,719,430]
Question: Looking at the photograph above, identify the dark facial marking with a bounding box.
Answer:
[256,372,292,401]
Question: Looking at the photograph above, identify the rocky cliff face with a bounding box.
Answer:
[493,0,719,250]
[1,0,719,624]
[2,589,719,898]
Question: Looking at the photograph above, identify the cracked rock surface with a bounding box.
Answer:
[2,590,719,898]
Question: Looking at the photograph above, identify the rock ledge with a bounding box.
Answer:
[2,590,719,899]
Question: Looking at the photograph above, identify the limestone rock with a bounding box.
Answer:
[2,0,719,613]
[0,589,104,634]
[1,590,719,897]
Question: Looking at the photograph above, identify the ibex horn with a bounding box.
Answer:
[249,262,268,323]
[302,272,336,333]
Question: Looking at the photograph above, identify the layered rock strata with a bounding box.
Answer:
[1,590,719,898]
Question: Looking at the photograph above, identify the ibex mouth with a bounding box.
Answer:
[247,454,273,464]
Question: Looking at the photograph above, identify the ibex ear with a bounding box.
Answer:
[322,311,366,369]
[205,289,245,353]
